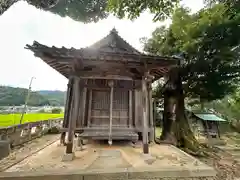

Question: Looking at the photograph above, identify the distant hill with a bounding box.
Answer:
[0,86,66,106]
[37,90,66,106]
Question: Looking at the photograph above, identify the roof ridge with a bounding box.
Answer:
[111,28,141,54]
[87,28,141,54]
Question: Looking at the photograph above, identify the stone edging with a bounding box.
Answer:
[0,165,216,179]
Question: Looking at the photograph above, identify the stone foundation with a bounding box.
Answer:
[0,167,215,180]
[0,142,216,180]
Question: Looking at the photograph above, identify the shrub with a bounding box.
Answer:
[51,108,62,114]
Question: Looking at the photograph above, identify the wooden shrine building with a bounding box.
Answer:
[26,28,179,154]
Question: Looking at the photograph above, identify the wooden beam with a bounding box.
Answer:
[216,122,221,138]
[60,78,73,145]
[65,89,74,153]
[134,89,139,131]
[82,84,135,90]
[153,99,157,141]
[76,88,82,128]
[81,87,87,127]
[204,121,210,139]
[149,86,154,142]
[108,80,114,145]
[146,83,150,143]
[87,90,92,127]
[129,90,133,128]
[77,74,133,81]
[66,77,80,154]
[142,73,149,154]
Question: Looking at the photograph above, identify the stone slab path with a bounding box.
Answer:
[88,149,131,169]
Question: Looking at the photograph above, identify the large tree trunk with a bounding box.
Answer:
[160,95,177,145]
[160,69,203,154]
[173,87,201,152]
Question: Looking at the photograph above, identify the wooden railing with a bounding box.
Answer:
[0,118,63,145]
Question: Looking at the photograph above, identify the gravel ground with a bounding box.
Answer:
[197,147,240,180]
[0,134,59,172]
[2,133,240,180]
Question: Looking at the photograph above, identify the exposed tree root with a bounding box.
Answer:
[159,95,212,157]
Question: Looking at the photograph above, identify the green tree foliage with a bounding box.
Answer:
[107,0,179,21]
[38,90,66,106]
[1,0,180,22]
[142,3,240,153]
[0,0,108,22]
[46,0,108,22]
[0,86,66,106]
[51,107,62,114]
[1,0,237,24]
[144,5,240,104]
[203,88,240,122]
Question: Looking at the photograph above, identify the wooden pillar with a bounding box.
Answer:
[76,89,82,128]
[66,77,80,154]
[153,99,157,141]
[142,75,149,154]
[81,86,87,127]
[60,79,72,145]
[129,90,133,128]
[134,89,139,130]
[145,86,150,143]
[108,80,114,145]
[134,80,141,132]
[217,122,221,138]
[149,86,154,142]
[87,90,93,127]
[204,121,210,139]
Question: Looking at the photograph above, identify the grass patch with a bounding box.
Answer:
[0,113,64,127]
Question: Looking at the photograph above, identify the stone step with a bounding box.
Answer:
[79,130,139,141]
[81,127,136,133]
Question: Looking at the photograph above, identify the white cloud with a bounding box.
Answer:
[0,0,204,91]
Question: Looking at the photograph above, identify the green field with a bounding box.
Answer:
[0,113,64,127]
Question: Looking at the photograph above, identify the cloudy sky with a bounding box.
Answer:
[0,0,204,91]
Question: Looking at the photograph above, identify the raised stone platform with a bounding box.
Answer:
[0,141,216,180]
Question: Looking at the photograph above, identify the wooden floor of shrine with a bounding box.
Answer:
[0,140,216,180]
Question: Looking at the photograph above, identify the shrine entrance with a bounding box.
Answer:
[89,89,129,128]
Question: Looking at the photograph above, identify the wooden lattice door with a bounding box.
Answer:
[90,89,129,127]
[112,90,129,127]
[91,90,110,127]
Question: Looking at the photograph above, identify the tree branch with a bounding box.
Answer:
[0,0,19,15]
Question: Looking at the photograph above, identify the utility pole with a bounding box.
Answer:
[19,77,36,124]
